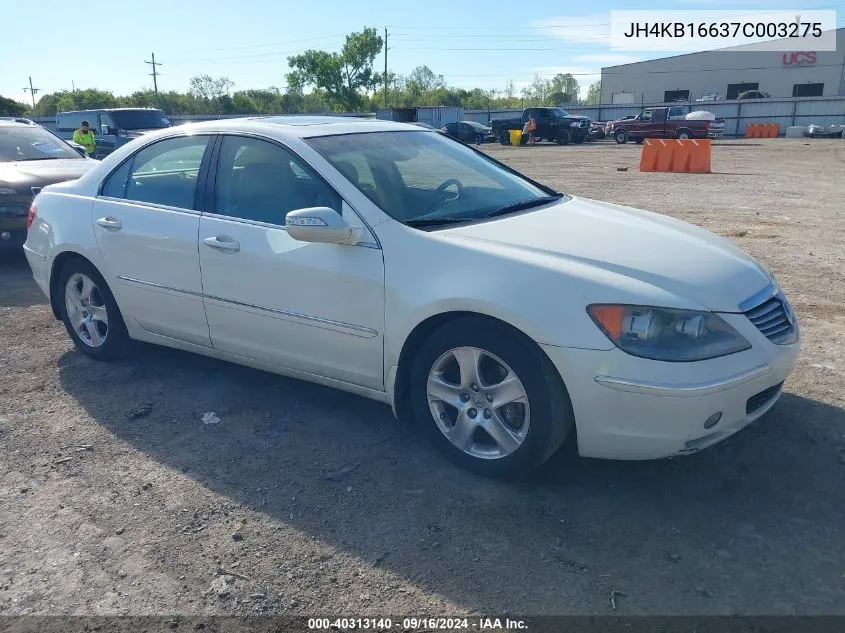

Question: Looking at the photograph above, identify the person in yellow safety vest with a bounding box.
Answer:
[72,120,96,158]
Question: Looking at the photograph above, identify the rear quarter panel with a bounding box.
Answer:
[26,187,100,288]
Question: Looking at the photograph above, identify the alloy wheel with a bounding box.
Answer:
[65,273,109,348]
[426,346,530,460]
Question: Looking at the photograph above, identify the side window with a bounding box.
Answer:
[214,136,341,226]
[58,113,90,132]
[99,113,117,133]
[122,135,209,209]
[101,159,133,198]
[640,110,653,121]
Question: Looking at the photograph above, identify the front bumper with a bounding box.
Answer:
[541,312,799,460]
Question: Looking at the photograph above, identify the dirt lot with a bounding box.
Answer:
[1,139,844,618]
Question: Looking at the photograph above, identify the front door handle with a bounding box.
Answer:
[96,216,122,230]
[203,236,240,252]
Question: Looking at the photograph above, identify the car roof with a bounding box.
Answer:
[58,108,165,114]
[162,116,427,139]
[0,120,38,128]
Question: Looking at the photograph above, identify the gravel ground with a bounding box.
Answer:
[1,138,844,617]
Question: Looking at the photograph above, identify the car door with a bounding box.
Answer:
[534,108,553,138]
[96,112,119,158]
[93,134,214,347]
[198,134,385,390]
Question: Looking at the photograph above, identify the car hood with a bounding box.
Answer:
[438,196,772,312]
[0,159,96,192]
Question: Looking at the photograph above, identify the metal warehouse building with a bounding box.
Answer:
[600,28,845,104]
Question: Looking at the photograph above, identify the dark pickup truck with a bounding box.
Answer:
[489,107,591,145]
[607,106,725,144]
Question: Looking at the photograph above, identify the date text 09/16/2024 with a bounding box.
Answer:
[308,617,529,630]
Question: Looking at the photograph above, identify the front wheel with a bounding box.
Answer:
[614,129,629,144]
[499,130,510,145]
[556,129,571,145]
[58,259,129,360]
[409,317,573,477]
[572,135,585,144]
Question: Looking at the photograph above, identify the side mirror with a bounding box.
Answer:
[71,145,87,158]
[286,207,360,245]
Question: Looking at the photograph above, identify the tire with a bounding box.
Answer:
[499,130,510,145]
[555,129,571,145]
[57,258,130,360]
[676,128,692,140]
[409,317,574,478]
[614,129,629,144]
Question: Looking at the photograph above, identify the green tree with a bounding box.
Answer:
[548,73,580,104]
[584,81,601,105]
[286,27,383,111]
[0,95,28,116]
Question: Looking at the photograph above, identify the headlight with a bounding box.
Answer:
[587,304,751,361]
[0,187,17,195]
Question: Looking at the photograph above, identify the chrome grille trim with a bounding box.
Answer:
[742,288,797,345]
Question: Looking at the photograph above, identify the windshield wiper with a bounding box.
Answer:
[485,193,564,219]
[405,217,473,228]
[15,156,62,162]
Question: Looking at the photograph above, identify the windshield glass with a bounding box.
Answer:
[307,131,557,225]
[111,110,171,130]
[0,126,81,162]
[550,108,569,117]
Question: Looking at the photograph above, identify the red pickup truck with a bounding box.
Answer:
[607,107,725,144]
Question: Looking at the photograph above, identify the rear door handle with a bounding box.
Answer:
[96,216,122,230]
[203,236,240,252]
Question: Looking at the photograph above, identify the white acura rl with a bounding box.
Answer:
[23,117,799,477]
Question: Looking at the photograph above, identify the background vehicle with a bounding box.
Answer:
[696,93,723,102]
[738,90,771,100]
[0,121,95,250]
[56,108,172,158]
[442,120,494,144]
[489,107,591,145]
[588,120,606,140]
[608,107,725,144]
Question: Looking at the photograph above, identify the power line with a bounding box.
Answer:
[145,53,162,107]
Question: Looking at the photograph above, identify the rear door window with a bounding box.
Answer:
[107,135,211,209]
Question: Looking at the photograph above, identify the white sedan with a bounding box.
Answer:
[23,117,799,477]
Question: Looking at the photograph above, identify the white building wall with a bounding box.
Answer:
[600,28,845,103]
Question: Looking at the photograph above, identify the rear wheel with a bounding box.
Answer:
[556,129,571,145]
[410,317,573,477]
[499,130,510,145]
[58,259,129,360]
[676,128,692,140]
[614,129,629,144]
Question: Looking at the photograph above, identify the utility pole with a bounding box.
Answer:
[145,53,162,107]
[23,76,39,109]
[383,28,388,110]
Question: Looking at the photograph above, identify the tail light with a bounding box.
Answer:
[27,204,37,229]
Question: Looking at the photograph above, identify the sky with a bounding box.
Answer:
[3,0,843,105]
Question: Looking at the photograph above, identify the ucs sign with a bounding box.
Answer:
[783,52,817,66]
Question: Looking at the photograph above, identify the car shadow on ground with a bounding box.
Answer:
[57,343,845,614]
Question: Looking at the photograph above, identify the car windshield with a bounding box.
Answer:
[550,108,569,117]
[0,126,81,162]
[307,131,560,226]
[111,110,171,130]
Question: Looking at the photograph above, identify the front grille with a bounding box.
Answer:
[743,293,796,344]
[746,381,784,415]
